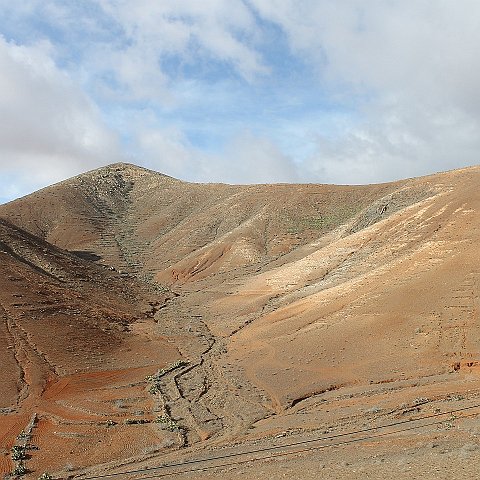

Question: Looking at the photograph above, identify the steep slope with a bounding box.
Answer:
[1,164,480,479]
[0,219,180,475]
[0,164,177,277]
[135,166,480,479]
[220,167,480,406]
[0,163,426,286]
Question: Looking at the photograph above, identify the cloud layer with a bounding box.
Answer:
[1,1,480,199]
[0,35,120,198]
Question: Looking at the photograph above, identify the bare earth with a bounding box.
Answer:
[1,163,480,479]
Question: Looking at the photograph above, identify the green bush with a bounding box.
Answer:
[155,415,179,431]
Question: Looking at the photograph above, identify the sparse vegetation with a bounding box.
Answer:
[124,418,151,425]
[447,394,465,402]
[38,473,53,480]
[8,414,37,477]
[148,383,161,395]
[16,431,29,441]
[145,360,190,383]
[12,464,27,476]
[11,445,27,460]
[145,360,190,395]
[2,162,480,478]
[286,206,360,234]
[113,399,127,409]
[155,414,180,431]
[152,282,170,293]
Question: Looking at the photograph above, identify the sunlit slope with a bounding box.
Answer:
[0,163,420,285]
[1,163,480,478]
[209,167,480,408]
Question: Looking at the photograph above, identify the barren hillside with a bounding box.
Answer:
[0,218,179,475]
[1,164,480,479]
[0,163,416,284]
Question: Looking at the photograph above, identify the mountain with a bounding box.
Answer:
[0,162,419,284]
[1,163,479,478]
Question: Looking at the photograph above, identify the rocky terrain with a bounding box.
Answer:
[1,163,480,479]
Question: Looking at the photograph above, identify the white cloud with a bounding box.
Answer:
[81,0,480,183]
[216,130,299,184]
[250,0,480,182]
[134,126,298,184]
[135,126,196,179]
[3,1,480,197]
[90,0,268,104]
[298,93,480,185]
[0,35,120,195]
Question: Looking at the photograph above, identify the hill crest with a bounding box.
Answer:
[1,163,480,477]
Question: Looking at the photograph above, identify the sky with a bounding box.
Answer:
[1,1,480,202]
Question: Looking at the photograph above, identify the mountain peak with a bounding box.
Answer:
[85,162,179,181]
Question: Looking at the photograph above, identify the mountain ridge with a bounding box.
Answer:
[0,162,431,285]
[1,163,480,478]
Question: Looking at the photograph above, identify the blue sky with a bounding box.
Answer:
[1,1,480,202]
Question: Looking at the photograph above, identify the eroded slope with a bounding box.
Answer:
[0,163,421,285]
[1,164,480,479]
[0,219,180,476]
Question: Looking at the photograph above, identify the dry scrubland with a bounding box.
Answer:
[0,163,480,479]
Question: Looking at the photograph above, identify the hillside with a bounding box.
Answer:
[1,164,480,478]
[0,162,419,284]
[0,218,179,475]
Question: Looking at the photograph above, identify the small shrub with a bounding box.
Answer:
[124,418,151,425]
[13,464,28,476]
[12,450,26,460]
[171,359,190,369]
[447,394,464,402]
[148,384,161,395]
[155,415,179,431]
[38,474,53,480]
[413,397,429,406]
[11,445,27,460]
